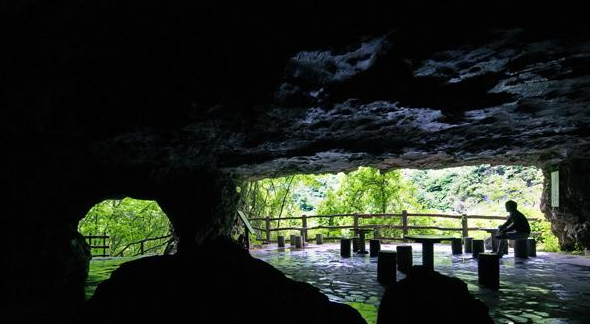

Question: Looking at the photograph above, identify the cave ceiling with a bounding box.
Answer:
[4,1,590,182]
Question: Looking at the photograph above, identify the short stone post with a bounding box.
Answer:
[396,245,413,273]
[478,253,500,289]
[377,250,397,285]
[370,239,381,257]
[527,238,536,257]
[277,235,285,248]
[294,235,303,248]
[422,242,435,271]
[340,238,352,257]
[472,239,485,259]
[464,237,473,253]
[451,238,462,255]
[514,239,528,258]
[290,234,296,246]
[316,233,324,245]
[352,237,360,252]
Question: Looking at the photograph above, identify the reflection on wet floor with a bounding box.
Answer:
[251,243,590,324]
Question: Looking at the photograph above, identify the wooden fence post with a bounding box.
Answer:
[140,241,144,255]
[103,233,107,257]
[353,214,359,236]
[301,214,308,243]
[462,214,469,238]
[265,216,271,244]
[402,210,408,236]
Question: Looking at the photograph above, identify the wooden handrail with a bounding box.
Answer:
[246,210,542,243]
[250,214,540,222]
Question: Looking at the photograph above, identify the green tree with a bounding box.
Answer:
[78,198,172,256]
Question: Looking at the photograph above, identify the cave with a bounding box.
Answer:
[3,1,590,323]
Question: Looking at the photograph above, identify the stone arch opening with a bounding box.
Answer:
[78,197,174,258]
[77,197,175,299]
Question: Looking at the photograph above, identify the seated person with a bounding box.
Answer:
[496,200,530,257]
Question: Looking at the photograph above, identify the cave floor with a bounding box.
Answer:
[251,243,590,324]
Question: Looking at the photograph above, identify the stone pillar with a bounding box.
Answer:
[277,235,285,247]
[451,238,462,255]
[340,238,352,257]
[370,239,381,257]
[527,238,537,257]
[422,242,435,271]
[514,239,528,258]
[294,235,303,248]
[290,234,296,246]
[377,250,397,285]
[352,237,360,252]
[472,239,484,259]
[358,231,368,254]
[464,237,473,253]
[478,253,499,289]
[315,233,324,245]
[396,245,413,273]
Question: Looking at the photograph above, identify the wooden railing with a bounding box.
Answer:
[113,234,172,257]
[247,211,541,243]
[84,234,172,257]
[84,234,110,257]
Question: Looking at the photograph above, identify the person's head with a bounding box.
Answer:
[505,200,517,212]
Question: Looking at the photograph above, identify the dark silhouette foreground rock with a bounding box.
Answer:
[377,266,492,324]
[78,238,366,324]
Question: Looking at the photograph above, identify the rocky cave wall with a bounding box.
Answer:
[541,158,590,250]
[2,1,590,323]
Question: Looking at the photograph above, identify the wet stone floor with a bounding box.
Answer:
[251,243,590,324]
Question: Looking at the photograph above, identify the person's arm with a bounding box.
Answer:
[502,221,516,232]
[498,215,513,232]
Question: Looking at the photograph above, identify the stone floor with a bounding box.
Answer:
[251,243,590,324]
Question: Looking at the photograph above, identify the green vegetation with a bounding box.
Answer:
[238,165,558,251]
[78,198,173,257]
[85,257,137,300]
[346,302,378,324]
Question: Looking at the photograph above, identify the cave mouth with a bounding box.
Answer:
[239,164,558,251]
[78,197,175,299]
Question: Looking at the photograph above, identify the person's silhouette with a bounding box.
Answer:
[495,200,531,257]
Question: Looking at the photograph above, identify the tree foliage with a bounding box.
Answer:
[78,198,172,257]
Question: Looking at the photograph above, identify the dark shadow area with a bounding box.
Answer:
[377,266,493,324]
[78,237,366,324]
